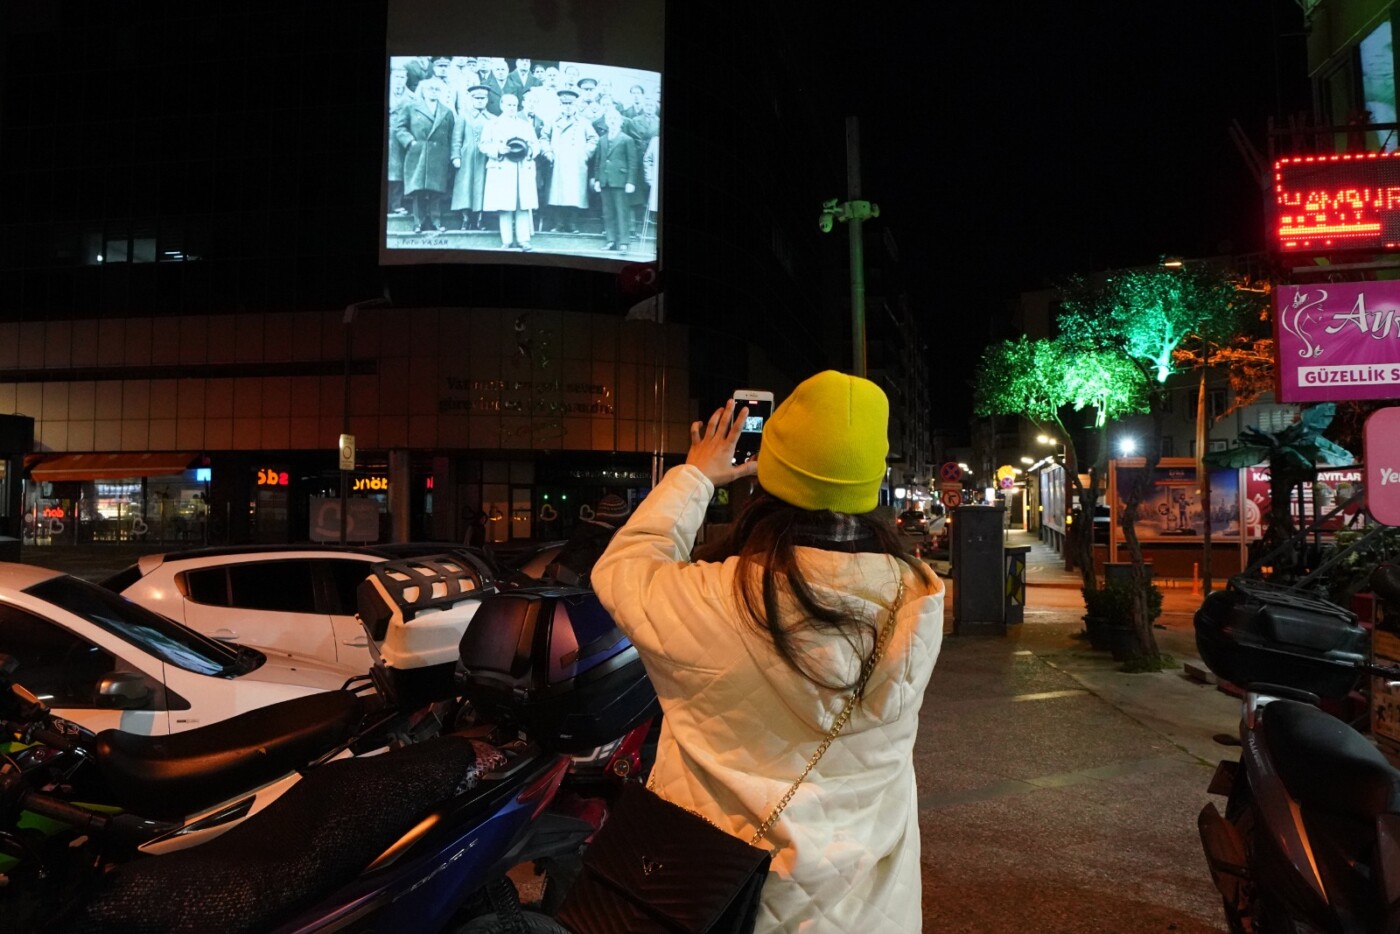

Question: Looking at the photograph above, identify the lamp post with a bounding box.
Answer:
[341,296,390,544]
[818,116,880,378]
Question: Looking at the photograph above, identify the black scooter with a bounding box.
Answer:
[1196,564,1400,933]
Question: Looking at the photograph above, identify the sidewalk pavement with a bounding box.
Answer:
[918,529,1236,931]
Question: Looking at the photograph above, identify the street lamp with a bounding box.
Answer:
[1117,436,1137,457]
[341,294,391,544]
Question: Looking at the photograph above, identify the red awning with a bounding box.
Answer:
[29,453,198,482]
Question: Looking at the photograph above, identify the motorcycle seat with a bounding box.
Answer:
[55,736,512,934]
[1264,700,1400,822]
[93,690,367,820]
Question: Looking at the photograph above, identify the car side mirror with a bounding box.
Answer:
[95,671,152,710]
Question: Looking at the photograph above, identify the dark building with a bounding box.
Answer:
[0,1,920,551]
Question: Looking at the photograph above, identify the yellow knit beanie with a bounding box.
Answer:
[756,370,888,514]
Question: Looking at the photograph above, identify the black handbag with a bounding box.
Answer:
[555,780,772,933]
[556,579,907,934]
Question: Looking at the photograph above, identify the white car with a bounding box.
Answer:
[0,562,356,736]
[105,545,487,672]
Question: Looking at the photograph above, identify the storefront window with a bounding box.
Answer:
[25,471,210,546]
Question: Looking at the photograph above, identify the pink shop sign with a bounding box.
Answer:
[1366,408,1400,526]
[1275,282,1400,403]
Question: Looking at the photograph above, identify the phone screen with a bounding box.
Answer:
[732,395,773,464]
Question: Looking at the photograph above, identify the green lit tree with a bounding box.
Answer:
[1060,266,1251,662]
[973,334,1149,593]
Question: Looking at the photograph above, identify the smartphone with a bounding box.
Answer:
[730,389,775,465]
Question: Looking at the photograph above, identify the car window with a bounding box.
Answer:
[0,604,118,708]
[226,561,318,614]
[322,559,377,615]
[183,567,231,606]
[24,575,240,676]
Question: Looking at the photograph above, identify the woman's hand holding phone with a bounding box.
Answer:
[687,400,758,487]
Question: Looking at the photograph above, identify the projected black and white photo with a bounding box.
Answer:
[384,55,660,265]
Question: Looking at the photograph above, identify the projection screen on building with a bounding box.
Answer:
[382,0,663,270]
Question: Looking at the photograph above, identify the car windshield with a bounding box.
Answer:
[24,575,257,677]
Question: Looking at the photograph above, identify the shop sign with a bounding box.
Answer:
[1366,408,1400,525]
[256,468,290,486]
[1275,282,1400,403]
[353,476,389,492]
[1243,464,1364,537]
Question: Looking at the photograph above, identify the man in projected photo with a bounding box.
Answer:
[394,78,456,235]
[450,84,493,231]
[485,58,510,115]
[386,66,413,216]
[592,107,638,253]
[624,98,659,240]
[405,54,433,92]
[505,57,538,104]
[479,93,540,250]
[544,86,598,234]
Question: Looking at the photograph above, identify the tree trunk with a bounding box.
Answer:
[1116,390,1167,660]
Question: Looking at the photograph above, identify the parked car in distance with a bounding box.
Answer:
[0,562,353,736]
[103,545,493,673]
[897,510,931,538]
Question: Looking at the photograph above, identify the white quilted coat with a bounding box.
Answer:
[592,465,944,933]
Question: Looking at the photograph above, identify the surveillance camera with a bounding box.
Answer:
[818,213,834,234]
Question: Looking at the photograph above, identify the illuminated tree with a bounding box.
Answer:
[973,334,1149,593]
[1060,266,1252,662]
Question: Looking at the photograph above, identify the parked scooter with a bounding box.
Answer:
[1196,565,1400,933]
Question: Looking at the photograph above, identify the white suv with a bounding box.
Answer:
[104,545,489,672]
[0,563,353,736]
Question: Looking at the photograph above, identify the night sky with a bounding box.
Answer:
[789,1,1311,432]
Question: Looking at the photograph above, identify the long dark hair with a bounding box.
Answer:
[696,490,934,691]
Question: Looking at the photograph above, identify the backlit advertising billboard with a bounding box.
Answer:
[1275,281,1400,403]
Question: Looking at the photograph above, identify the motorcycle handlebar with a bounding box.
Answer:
[19,789,110,835]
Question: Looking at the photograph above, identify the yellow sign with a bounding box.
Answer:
[996,465,1017,480]
[353,476,389,492]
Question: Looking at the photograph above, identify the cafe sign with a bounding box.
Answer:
[1275,282,1400,403]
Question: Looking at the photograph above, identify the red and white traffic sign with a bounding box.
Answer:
[940,462,962,482]
[942,489,962,508]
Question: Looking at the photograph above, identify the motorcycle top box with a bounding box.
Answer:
[356,552,498,708]
[455,586,659,754]
[1194,577,1368,698]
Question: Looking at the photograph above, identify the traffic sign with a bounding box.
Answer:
[338,433,356,471]
[999,477,1014,489]
[940,462,962,482]
[942,489,962,507]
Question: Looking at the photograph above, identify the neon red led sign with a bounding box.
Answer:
[1271,152,1400,252]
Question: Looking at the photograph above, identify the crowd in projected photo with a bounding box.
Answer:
[385,54,660,261]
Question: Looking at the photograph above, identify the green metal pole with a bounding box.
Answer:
[846,115,866,378]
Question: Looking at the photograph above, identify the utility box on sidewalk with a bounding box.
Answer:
[1004,545,1030,625]
[953,506,1006,636]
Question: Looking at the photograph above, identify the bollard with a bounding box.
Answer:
[1192,562,1201,596]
